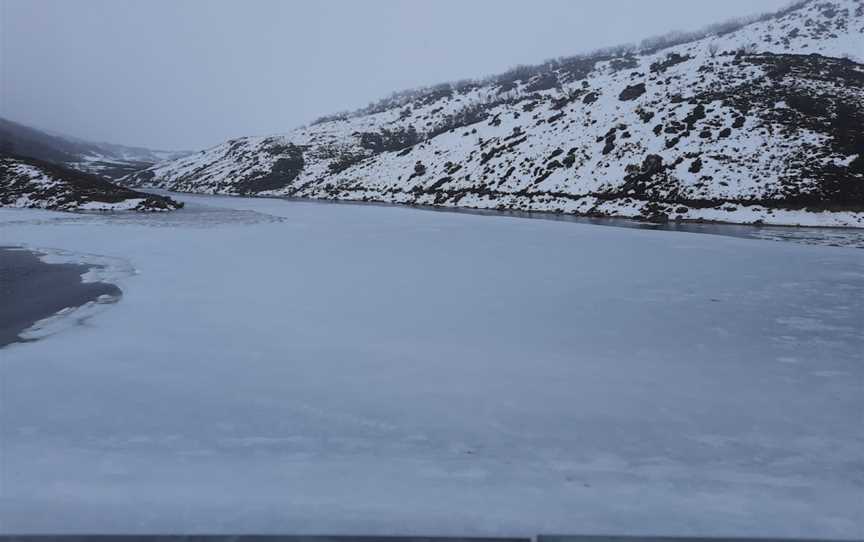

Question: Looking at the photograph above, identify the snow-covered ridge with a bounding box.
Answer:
[1,155,183,212]
[126,0,864,227]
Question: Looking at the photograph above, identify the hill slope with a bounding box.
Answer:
[1,155,182,212]
[126,0,864,227]
[0,117,190,180]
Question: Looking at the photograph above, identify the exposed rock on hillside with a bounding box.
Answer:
[1,155,183,212]
[125,0,864,227]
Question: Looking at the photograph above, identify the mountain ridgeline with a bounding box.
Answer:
[125,0,864,227]
[0,118,190,212]
[0,117,190,180]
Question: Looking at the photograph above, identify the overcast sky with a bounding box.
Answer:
[1,0,793,151]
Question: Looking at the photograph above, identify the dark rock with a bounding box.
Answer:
[602,131,617,155]
[619,83,647,101]
[689,157,704,173]
[583,92,600,105]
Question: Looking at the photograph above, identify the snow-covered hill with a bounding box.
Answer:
[126,0,864,227]
[0,117,191,180]
[0,155,183,212]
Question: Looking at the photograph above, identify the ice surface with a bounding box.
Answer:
[0,193,862,537]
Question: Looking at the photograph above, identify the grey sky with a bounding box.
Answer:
[1,0,792,151]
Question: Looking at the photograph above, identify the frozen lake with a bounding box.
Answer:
[0,193,862,537]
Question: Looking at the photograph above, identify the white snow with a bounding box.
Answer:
[1,156,178,213]
[129,0,864,227]
[0,192,862,537]
[77,198,147,211]
[7,162,62,191]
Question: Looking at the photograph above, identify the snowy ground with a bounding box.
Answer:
[0,193,862,538]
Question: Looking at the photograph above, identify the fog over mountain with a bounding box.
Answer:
[2,0,793,151]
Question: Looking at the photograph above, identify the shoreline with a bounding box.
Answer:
[0,246,122,348]
[146,189,864,249]
[150,187,864,231]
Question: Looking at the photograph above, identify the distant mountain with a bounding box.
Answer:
[0,154,182,212]
[0,117,191,180]
[126,0,864,227]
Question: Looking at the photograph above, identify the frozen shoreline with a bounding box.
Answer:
[145,189,864,249]
[0,246,121,348]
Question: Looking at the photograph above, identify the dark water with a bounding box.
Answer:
[0,247,121,347]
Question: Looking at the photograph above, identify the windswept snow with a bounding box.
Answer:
[0,193,862,537]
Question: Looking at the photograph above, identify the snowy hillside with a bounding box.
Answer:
[0,155,183,212]
[0,117,191,180]
[126,0,864,227]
